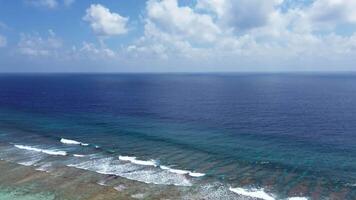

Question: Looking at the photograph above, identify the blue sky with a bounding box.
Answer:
[0,0,356,72]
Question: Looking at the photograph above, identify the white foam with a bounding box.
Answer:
[131,159,157,167]
[120,168,192,186]
[18,161,36,166]
[35,163,53,172]
[60,138,81,145]
[287,197,309,200]
[160,166,190,175]
[14,152,45,166]
[60,138,89,146]
[182,183,239,200]
[173,169,191,175]
[14,145,67,156]
[73,154,85,157]
[68,158,192,186]
[119,156,157,167]
[188,172,205,177]
[229,187,275,200]
[18,158,42,166]
[159,165,205,177]
[118,156,136,162]
[159,165,170,170]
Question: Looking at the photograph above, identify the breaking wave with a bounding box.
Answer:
[229,187,275,200]
[14,145,67,156]
[60,138,89,146]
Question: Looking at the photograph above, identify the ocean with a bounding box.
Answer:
[0,73,355,199]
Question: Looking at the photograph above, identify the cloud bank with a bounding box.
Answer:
[2,0,356,72]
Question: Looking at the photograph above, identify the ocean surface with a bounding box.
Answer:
[0,73,356,199]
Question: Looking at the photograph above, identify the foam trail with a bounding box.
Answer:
[131,159,157,167]
[35,163,53,172]
[14,145,67,156]
[188,172,205,177]
[18,157,43,166]
[73,154,85,157]
[68,158,192,186]
[287,198,309,200]
[229,187,275,200]
[60,138,81,145]
[160,165,190,175]
[159,165,205,177]
[118,156,136,162]
[60,138,89,146]
[119,156,157,167]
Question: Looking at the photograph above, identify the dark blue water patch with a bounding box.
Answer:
[1,73,356,199]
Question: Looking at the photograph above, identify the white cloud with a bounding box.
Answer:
[14,29,119,65]
[18,30,62,57]
[11,0,356,71]
[128,0,270,60]
[146,0,221,43]
[26,0,58,9]
[307,0,356,24]
[0,34,7,47]
[79,42,116,58]
[121,0,356,71]
[197,0,283,31]
[124,0,227,62]
[83,4,129,36]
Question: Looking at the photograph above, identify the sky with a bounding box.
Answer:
[0,0,356,72]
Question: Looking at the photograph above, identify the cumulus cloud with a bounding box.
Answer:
[79,42,116,58]
[10,0,356,71]
[83,4,129,37]
[18,30,62,57]
[121,0,356,70]
[125,0,226,61]
[146,0,221,43]
[128,0,272,59]
[307,0,356,25]
[197,0,283,31]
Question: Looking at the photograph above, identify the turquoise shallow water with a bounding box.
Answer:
[0,74,356,199]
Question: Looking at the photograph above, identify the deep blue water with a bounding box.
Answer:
[0,73,356,199]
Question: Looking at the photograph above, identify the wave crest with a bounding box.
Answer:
[159,165,205,177]
[119,156,158,167]
[14,144,67,156]
[60,138,89,146]
[68,157,192,186]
